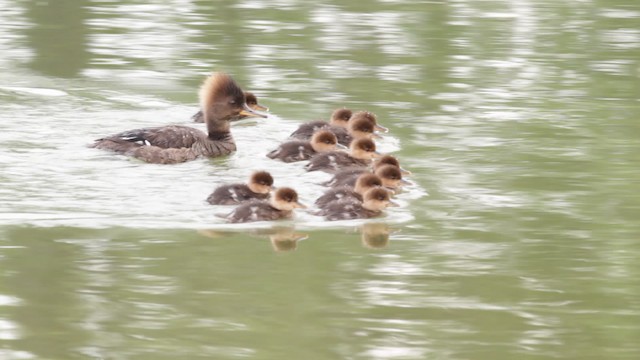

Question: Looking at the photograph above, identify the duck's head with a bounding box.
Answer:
[199,73,267,124]
[349,138,381,160]
[374,164,408,189]
[271,187,307,211]
[347,115,377,140]
[244,92,269,112]
[329,108,353,128]
[352,111,388,133]
[354,173,383,195]
[310,130,339,153]
[362,187,398,211]
[247,170,274,194]
[374,154,411,175]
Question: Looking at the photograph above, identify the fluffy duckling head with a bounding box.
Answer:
[351,111,388,133]
[247,171,274,194]
[310,130,339,153]
[329,108,353,128]
[354,173,383,195]
[244,92,269,112]
[271,187,307,211]
[347,115,377,140]
[374,154,411,175]
[199,73,266,125]
[374,164,407,189]
[349,138,381,161]
[362,187,397,211]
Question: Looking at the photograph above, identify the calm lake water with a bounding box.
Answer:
[1,0,639,359]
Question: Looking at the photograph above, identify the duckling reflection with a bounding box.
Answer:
[206,171,274,205]
[192,91,268,123]
[315,188,397,221]
[360,223,391,249]
[269,228,309,252]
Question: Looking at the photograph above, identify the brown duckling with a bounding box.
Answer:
[221,187,306,223]
[304,138,380,173]
[322,154,409,187]
[351,111,388,133]
[266,130,340,163]
[316,187,397,221]
[192,91,268,123]
[206,171,274,205]
[91,73,265,164]
[315,173,383,208]
[288,108,352,140]
[328,164,408,190]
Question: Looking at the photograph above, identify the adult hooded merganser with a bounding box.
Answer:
[305,138,380,173]
[206,171,274,205]
[322,154,409,187]
[91,72,265,164]
[288,108,352,140]
[266,130,339,162]
[192,92,268,123]
[221,187,306,223]
[316,187,397,221]
[315,173,383,208]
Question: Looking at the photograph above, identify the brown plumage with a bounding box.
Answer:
[266,130,338,162]
[192,91,268,123]
[288,108,352,140]
[91,73,265,164]
[327,164,406,190]
[221,187,306,223]
[315,187,396,221]
[322,154,408,187]
[305,138,380,173]
[314,173,383,208]
[206,171,274,205]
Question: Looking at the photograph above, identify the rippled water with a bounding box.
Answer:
[1,0,639,359]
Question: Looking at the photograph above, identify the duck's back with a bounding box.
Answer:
[226,201,291,223]
[315,187,362,208]
[266,141,314,162]
[289,121,329,139]
[305,151,367,173]
[207,184,269,205]
[316,199,380,221]
[322,167,368,187]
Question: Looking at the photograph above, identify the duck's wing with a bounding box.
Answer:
[315,187,359,208]
[267,141,313,162]
[192,110,204,123]
[289,121,329,140]
[97,125,206,149]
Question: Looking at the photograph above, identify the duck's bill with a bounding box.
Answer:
[399,167,412,176]
[387,200,400,207]
[372,133,384,139]
[240,103,268,118]
[400,178,412,186]
[336,143,349,150]
[375,124,389,133]
[371,151,382,158]
[294,202,307,209]
[251,103,269,112]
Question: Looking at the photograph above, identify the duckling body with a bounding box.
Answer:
[289,108,352,141]
[305,138,379,173]
[266,130,338,163]
[192,92,267,123]
[315,173,383,208]
[222,187,305,223]
[91,73,264,164]
[322,154,406,187]
[207,171,274,205]
[316,188,394,221]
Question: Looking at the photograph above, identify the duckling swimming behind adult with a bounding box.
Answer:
[315,187,397,221]
[315,173,383,208]
[305,138,380,173]
[288,108,352,140]
[266,130,339,163]
[91,72,265,164]
[206,171,274,205]
[221,187,306,223]
[192,92,268,123]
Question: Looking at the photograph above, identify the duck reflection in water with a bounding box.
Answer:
[360,222,391,249]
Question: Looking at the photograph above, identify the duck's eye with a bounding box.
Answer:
[229,100,236,105]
